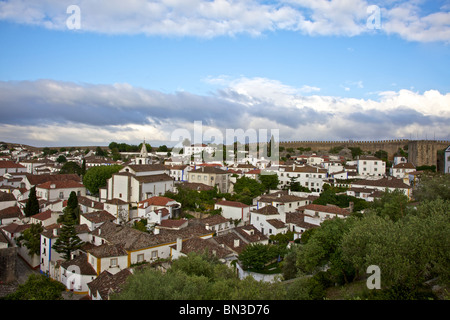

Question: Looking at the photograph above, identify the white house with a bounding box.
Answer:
[0,206,23,226]
[183,144,216,157]
[87,268,133,300]
[0,191,16,211]
[198,215,234,236]
[30,209,62,227]
[390,162,416,179]
[277,164,328,192]
[357,156,386,177]
[89,220,214,268]
[349,177,412,199]
[106,164,174,204]
[80,210,117,231]
[322,161,344,174]
[256,191,312,213]
[137,196,181,223]
[86,243,129,276]
[40,223,90,278]
[165,164,191,182]
[285,212,319,240]
[60,253,97,295]
[250,204,287,237]
[35,180,86,201]
[214,200,251,225]
[297,204,351,225]
[0,160,26,176]
[445,145,450,174]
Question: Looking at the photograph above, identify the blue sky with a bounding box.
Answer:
[0,0,449,147]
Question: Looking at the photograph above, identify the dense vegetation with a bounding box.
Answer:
[118,173,450,300]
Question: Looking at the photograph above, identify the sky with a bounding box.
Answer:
[0,0,450,148]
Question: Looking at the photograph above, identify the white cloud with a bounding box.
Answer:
[0,0,449,42]
[2,78,449,146]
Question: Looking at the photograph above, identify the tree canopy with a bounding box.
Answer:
[24,186,39,217]
[111,252,287,300]
[2,274,66,300]
[82,164,122,195]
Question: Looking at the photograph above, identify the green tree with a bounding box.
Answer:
[95,146,106,156]
[341,199,450,298]
[112,252,287,300]
[59,161,82,175]
[24,186,39,217]
[412,172,450,202]
[52,223,84,261]
[238,243,281,271]
[157,145,168,152]
[81,159,86,176]
[348,147,363,159]
[3,274,66,300]
[58,191,81,224]
[296,217,356,284]
[259,173,279,191]
[56,155,67,163]
[82,165,122,195]
[233,177,265,199]
[16,223,44,256]
[370,189,411,221]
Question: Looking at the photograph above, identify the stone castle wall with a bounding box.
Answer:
[277,139,450,167]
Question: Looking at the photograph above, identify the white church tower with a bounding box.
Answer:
[134,140,151,165]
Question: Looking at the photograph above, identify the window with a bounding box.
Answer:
[137,254,144,263]
[110,258,118,267]
[151,250,158,259]
[59,192,64,199]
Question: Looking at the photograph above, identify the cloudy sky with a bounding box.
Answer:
[0,0,449,147]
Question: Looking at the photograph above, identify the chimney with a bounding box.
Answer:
[157,210,162,222]
[176,237,182,252]
[234,239,240,248]
[53,228,58,236]
[349,202,354,213]
[154,227,160,234]
[278,204,286,223]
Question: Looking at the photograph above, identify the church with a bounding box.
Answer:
[100,141,175,205]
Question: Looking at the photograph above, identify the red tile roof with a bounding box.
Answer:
[31,209,52,221]
[0,161,25,169]
[37,180,85,189]
[138,196,175,207]
[216,200,250,208]
[299,204,350,216]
